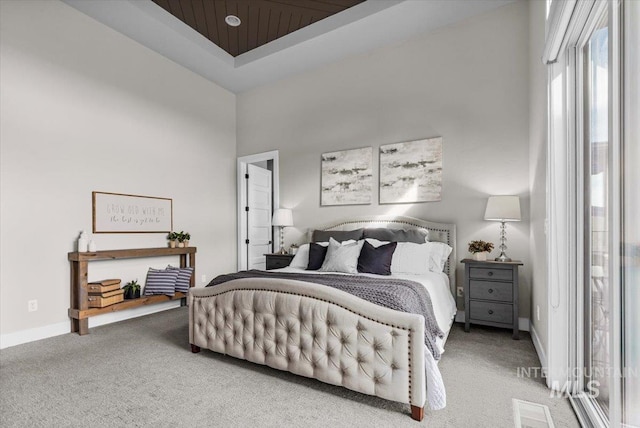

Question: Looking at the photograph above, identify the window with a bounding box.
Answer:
[545,1,638,426]
[622,2,640,425]
[583,11,610,418]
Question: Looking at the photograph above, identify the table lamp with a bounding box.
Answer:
[272,208,293,254]
[484,196,521,262]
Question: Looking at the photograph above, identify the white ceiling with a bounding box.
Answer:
[62,0,516,94]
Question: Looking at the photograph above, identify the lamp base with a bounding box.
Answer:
[495,252,512,262]
[276,226,288,254]
[494,221,512,262]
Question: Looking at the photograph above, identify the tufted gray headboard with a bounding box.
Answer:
[310,215,457,297]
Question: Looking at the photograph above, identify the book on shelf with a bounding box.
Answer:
[88,288,124,298]
[87,279,121,293]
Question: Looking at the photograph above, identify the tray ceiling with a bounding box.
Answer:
[62,0,517,93]
[151,0,365,57]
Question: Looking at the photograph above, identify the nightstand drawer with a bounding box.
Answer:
[469,280,513,302]
[469,267,512,281]
[469,301,513,324]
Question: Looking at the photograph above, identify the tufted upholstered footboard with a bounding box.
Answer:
[189,277,427,420]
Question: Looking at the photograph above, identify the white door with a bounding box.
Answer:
[246,164,272,270]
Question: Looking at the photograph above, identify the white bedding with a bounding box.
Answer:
[273,266,457,410]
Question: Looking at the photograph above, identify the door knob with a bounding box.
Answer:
[488,310,494,315]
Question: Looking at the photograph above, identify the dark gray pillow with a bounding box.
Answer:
[357,241,397,275]
[306,243,328,270]
[312,228,364,243]
[363,228,428,243]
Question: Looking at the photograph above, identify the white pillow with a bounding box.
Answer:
[390,242,430,275]
[390,241,453,274]
[318,238,363,274]
[425,241,453,272]
[289,244,310,269]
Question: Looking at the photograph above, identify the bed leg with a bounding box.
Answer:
[191,344,201,353]
[410,405,424,421]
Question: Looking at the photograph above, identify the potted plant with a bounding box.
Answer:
[177,231,190,248]
[167,232,178,248]
[123,280,141,299]
[468,240,494,261]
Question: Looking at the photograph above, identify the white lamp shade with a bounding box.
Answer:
[484,196,521,221]
[272,208,293,227]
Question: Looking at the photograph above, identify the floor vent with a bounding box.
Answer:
[513,399,556,428]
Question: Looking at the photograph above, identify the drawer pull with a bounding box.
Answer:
[488,271,494,277]
[488,309,494,315]
[488,289,494,293]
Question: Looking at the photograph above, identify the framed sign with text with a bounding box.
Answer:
[92,191,173,233]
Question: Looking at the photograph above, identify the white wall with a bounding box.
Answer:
[0,1,236,343]
[528,0,549,361]
[237,2,531,316]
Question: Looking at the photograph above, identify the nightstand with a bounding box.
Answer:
[462,259,523,339]
[265,253,295,270]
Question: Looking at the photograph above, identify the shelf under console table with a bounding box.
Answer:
[68,247,196,335]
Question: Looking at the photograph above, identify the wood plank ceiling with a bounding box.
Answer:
[152,0,365,57]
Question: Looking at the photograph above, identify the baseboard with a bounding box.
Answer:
[0,301,181,350]
[0,321,70,350]
[529,322,547,368]
[455,310,530,332]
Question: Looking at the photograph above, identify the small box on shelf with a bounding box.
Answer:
[88,291,124,308]
[87,279,121,294]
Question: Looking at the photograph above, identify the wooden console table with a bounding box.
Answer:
[68,247,196,335]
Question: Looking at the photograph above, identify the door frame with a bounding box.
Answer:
[237,150,279,271]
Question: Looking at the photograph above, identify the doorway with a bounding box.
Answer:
[237,150,279,271]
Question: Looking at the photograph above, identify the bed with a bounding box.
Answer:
[189,216,457,421]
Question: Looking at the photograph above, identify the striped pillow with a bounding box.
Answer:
[167,266,194,293]
[144,268,178,297]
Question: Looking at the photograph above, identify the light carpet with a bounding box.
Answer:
[0,307,579,427]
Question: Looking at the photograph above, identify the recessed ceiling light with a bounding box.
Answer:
[225,15,241,27]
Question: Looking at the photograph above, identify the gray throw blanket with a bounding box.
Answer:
[207,270,444,360]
